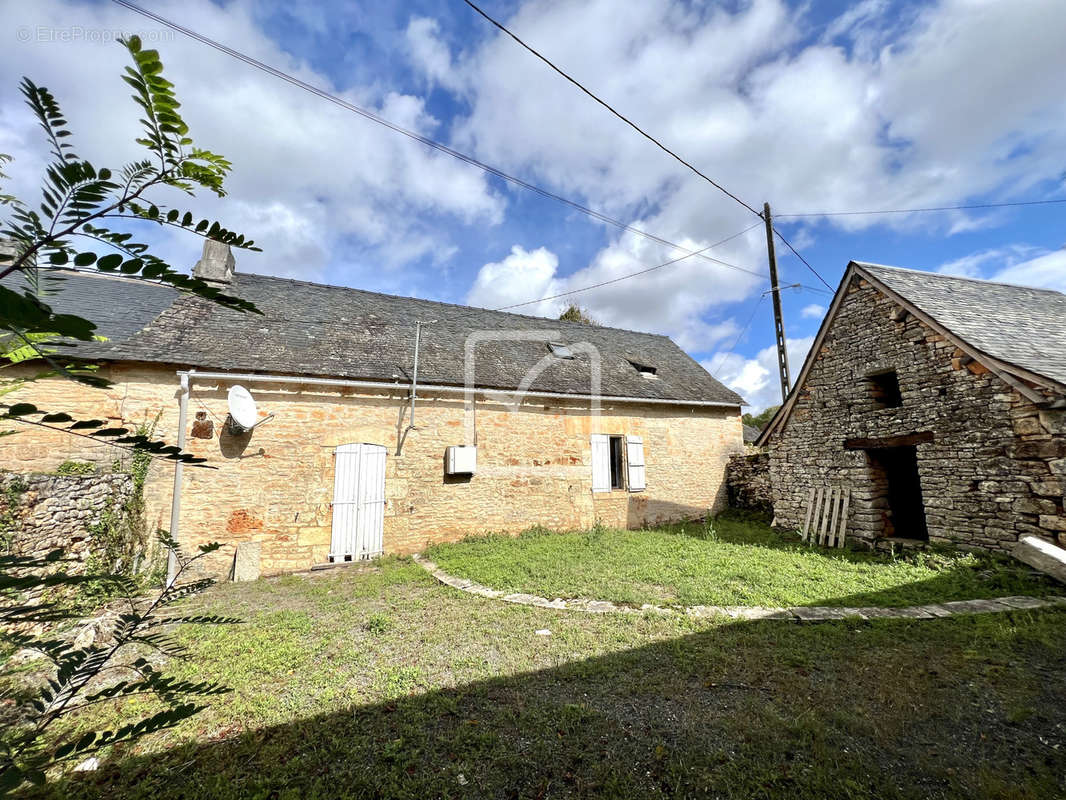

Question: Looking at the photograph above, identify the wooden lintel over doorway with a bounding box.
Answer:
[843,431,934,450]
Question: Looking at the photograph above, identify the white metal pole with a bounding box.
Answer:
[409,321,422,430]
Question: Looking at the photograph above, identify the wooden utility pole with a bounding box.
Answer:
[763,202,791,401]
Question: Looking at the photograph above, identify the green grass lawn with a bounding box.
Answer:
[13,558,1066,800]
[424,512,1057,608]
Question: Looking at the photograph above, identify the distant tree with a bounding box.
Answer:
[742,405,779,431]
[558,304,597,324]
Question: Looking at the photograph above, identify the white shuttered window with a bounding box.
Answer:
[626,435,646,492]
[590,434,610,492]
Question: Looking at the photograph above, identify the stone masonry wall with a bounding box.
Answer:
[726,453,773,513]
[769,276,1066,552]
[1,472,135,612]
[1,472,133,562]
[0,364,743,577]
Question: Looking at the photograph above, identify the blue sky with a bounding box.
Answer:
[2,0,1065,410]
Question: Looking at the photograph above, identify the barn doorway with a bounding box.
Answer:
[865,445,928,541]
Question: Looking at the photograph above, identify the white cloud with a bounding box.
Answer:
[405,17,464,92]
[443,0,1066,345]
[464,230,759,350]
[466,245,563,315]
[993,249,1066,293]
[0,0,503,292]
[940,244,1066,293]
[704,335,815,413]
[8,0,1064,371]
[801,303,826,319]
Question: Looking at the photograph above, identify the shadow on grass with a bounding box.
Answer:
[31,607,1066,800]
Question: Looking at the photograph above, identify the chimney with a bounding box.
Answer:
[192,239,235,286]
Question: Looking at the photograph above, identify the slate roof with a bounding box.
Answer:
[858,263,1066,386]
[757,261,1066,445]
[742,424,761,444]
[1,269,178,361]
[7,268,743,406]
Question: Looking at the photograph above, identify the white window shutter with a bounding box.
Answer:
[626,435,646,492]
[590,434,610,492]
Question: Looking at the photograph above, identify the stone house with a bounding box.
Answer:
[757,261,1066,553]
[0,243,744,577]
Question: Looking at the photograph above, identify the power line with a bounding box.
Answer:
[772,228,834,290]
[108,0,755,277]
[775,197,1066,218]
[496,223,763,311]
[116,0,831,331]
[461,1,835,294]
[462,0,762,218]
[709,294,766,379]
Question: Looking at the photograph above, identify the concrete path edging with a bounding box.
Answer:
[412,554,1066,622]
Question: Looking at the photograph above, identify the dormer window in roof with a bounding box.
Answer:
[628,360,658,379]
[548,341,575,359]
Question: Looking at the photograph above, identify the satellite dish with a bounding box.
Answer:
[227,385,259,434]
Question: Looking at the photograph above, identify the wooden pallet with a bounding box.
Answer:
[801,486,850,548]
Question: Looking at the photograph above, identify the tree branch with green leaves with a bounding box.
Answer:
[0,535,239,795]
[0,34,262,462]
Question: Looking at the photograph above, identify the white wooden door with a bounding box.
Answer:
[330,443,386,561]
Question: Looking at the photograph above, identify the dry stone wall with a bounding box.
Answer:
[1,472,133,563]
[1,471,136,618]
[726,453,773,513]
[769,277,1066,552]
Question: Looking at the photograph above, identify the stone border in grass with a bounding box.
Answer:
[412,555,1066,622]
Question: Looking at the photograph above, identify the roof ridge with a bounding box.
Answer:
[855,261,1066,298]
[231,271,676,340]
[26,266,675,342]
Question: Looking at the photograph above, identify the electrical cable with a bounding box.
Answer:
[495,222,762,311]
[708,293,766,379]
[775,197,1066,218]
[109,0,762,279]
[462,0,762,217]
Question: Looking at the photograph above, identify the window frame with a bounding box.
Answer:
[608,435,625,489]
[548,341,575,359]
[591,434,646,493]
[627,359,658,379]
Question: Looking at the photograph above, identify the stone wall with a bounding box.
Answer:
[726,453,773,513]
[0,364,744,577]
[1,472,134,562]
[1,472,136,616]
[768,276,1066,552]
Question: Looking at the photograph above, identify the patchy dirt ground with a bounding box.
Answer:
[10,558,1066,799]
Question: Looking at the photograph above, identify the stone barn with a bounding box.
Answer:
[0,242,745,578]
[757,261,1066,553]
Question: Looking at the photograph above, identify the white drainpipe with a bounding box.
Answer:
[163,368,741,577]
[174,370,742,409]
[166,370,191,586]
